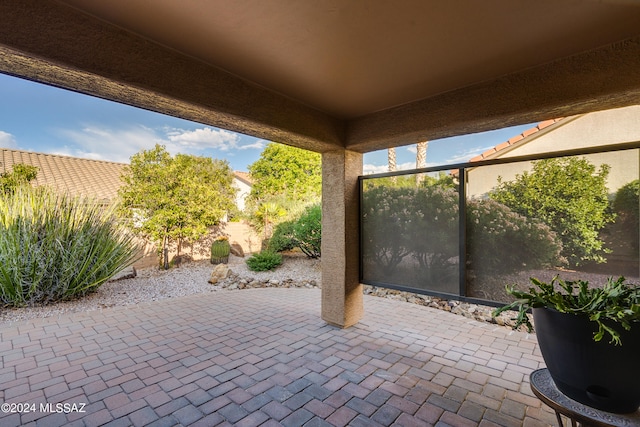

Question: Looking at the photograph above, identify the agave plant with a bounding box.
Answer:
[0,185,140,306]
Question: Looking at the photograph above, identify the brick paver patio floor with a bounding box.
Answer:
[0,288,558,426]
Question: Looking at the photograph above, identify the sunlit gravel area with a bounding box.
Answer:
[0,254,321,326]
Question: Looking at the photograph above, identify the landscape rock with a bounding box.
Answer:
[208,264,230,284]
[230,242,245,258]
[0,253,527,334]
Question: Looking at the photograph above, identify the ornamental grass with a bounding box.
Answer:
[0,186,140,307]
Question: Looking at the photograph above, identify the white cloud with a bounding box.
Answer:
[55,124,246,163]
[397,161,416,171]
[363,164,389,175]
[167,127,239,151]
[363,161,415,175]
[0,131,18,148]
[57,124,166,162]
[446,145,494,164]
[238,140,266,150]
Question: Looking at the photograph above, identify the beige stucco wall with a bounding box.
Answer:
[467,106,640,198]
[233,178,251,212]
[132,220,262,270]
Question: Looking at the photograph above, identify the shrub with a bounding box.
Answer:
[466,198,563,275]
[614,180,639,222]
[491,157,614,267]
[0,186,140,307]
[406,185,459,281]
[361,186,414,274]
[292,204,321,258]
[362,182,461,279]
[614,180,639,251]
[268,220,296,252]
[246,250,283,271]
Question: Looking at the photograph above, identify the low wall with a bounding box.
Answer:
[132,221,262,269]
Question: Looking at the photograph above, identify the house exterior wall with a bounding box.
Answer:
[233,178,251,212]
[467,106,640,199]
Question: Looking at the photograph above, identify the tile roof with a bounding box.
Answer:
[233,170,253,185]
[1,148,252,202]
[468,118,565,162]
[0,148,126,201]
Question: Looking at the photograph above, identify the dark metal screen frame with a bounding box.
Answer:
[359,141,640,307]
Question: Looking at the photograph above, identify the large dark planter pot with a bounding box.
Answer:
[533,307,640,413]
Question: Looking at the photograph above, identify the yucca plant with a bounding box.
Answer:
[0,185,140,306]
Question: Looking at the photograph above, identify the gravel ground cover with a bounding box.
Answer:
[0,254,320,326]
[3,252,596,331]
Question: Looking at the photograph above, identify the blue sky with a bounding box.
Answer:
[0,73,535,173]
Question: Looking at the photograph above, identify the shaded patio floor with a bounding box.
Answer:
[0,288,558,426]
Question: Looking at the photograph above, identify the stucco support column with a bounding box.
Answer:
[321,150,363,328]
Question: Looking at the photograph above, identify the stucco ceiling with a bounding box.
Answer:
[1,0,640,152]
[57,0,640,119]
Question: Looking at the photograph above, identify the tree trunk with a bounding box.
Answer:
[388,147,397,172]
[416,141,428,185]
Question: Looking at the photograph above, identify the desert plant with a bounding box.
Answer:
[268,220,296,252]
[246,250,283,271]
[0,185,140,306]
[253,201,287,239]
[292,203,321,258]
[210,236,231,264]
[493,276,640,345]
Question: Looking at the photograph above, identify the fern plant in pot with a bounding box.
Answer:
[493,276,640,414]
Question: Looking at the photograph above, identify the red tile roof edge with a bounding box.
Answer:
[450,118,565,175]
[470,118,565,162]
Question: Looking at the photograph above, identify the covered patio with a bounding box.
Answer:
[0,288,554,426]
[1,1,640,426]
[1,1,640,327]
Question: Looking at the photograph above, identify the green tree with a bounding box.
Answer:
[0,163,38,194]
[118,144,236,267]
[491,157,614,267]
[613,179,639,251]
[248,142,321,207]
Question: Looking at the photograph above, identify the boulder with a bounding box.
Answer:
[208,264,230,284]
[230,242,245,258]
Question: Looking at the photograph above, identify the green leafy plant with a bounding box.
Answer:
[268,220,296,252]
[119,144,236,268]
[291,203,321,259]
[247,142,321,209]
[246,250,283,271]
[491,157,614,267]
[467,198,563,275]
[0,185,140,306]
[613,179,639,251]
[493,276,640,345]
[0,163,38,194]
[361,185,414,275]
